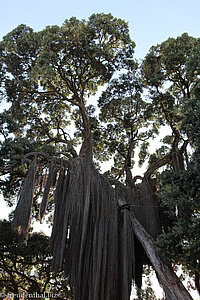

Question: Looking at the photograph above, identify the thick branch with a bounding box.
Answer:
[45,136,78,158]
[117,198,193,299]
[128,210,193,300]
[171,131,185,171]
[144,152,172,179]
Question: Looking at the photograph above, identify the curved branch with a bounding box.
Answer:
[143,134,188,179]
[24,152,49,160]
[106,177,125,188]
[144,152,172,179]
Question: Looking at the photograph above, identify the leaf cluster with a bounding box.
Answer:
[157,159,200,274]
[0,220,72,298]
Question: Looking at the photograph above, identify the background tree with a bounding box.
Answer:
[0,220,71,299]
[140,33,200,297]
[156,89,200,294]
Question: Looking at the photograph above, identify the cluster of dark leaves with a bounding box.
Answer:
[0,220,72,299]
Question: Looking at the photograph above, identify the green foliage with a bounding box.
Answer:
[157,165,200,272]
[182,95,200,148]
[0,111,18,138]
[138,141,150,167]
[142,33,200,92]
[148,145,170,167]
[0,135,56,203]
[1,13,134,108]
[1,15,200,297]
[156,91,200,278]
[96,68,158,173]
[140,36,200,292]
[0,13,135,200]
[0,13,135,185]
[142,33,200,132]
[135,267,159,300]
[0,220,72,298]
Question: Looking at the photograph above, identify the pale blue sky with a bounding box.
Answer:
[1,0,200,59]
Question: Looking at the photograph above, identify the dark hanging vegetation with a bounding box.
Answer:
[0,13,200,299]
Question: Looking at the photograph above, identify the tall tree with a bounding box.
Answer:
[156,90,200,294]
[141,33,200,298]
[0,16,199,299]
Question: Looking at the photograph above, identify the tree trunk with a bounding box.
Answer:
[195,271,200,295]
[127,209,193,300]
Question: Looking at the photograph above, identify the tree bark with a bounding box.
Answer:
[126,209,193,300]
[144,152,172,179]
[195,271,200,295]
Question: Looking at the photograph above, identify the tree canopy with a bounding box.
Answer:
[0,13,200,300]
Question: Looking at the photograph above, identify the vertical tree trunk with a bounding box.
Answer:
[195,271,200,295]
